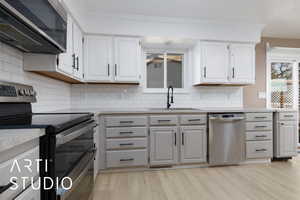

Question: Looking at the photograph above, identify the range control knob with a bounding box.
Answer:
[18,89,25,96]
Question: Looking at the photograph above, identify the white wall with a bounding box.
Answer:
[0,43,71,112]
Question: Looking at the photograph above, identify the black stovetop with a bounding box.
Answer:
[0,112,94,134]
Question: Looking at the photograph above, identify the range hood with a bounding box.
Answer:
[0,0,67,54]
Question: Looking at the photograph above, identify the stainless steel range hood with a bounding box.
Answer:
[0,0,67,54]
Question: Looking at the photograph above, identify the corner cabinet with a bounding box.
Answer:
[84,35,141,83]
[193,41,255,85]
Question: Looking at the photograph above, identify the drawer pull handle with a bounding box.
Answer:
[0,180,16,194]
[255,117,267,119]
[255,135,267,138]
[284,115,294,117]
[188,119,201,122]
[120,158,134,162]
[119,131,133,134]
[158,120,171,122]
[255,149,267,152]
[120,121,134,124]
[255,126,267,128]
[119,143,134,146]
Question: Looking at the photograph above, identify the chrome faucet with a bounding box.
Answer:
[167,86,174,109]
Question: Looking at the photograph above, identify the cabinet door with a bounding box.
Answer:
[180,126,207,163]
[84,36,113,81]
[150,127,178,166]
[114,37,140,82]
[279,121,298,157]
[230,44,255,84]
[73,23,83,79]
[201,42,229,83]
[58,15,74,75]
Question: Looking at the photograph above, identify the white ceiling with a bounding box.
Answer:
[66,0,300,39]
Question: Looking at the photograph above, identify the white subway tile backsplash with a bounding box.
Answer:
[0,43,71,112]
[71,84,243,109]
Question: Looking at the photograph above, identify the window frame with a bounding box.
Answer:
[266,53,299,110]
[143,48,188,93]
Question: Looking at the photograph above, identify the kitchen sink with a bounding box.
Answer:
[148,108,200,111]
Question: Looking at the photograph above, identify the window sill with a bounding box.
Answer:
[143,88,189,94]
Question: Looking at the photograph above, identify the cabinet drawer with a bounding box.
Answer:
[246,113,272,122]
[279,112,297,121]
[106,150,147,168]
[105,116,147,127]
[180,115,206,125]
[150,115,178,125]
[246,131,272,141]
[246,122,272,131]
[246,141,273,159]
[106,138,147,150]
[106,127,147,138]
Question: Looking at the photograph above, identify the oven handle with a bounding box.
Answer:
[57,152,94,200]
[56,121,97,146]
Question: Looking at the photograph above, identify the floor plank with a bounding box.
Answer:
[93,157,300,200]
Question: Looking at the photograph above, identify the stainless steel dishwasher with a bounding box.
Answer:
[208,113,245,166]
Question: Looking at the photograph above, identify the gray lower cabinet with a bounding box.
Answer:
[180,126,207,163]
[150,127,178,166]
[274,112,298,158]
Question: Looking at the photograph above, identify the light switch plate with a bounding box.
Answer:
[258,92,266,99]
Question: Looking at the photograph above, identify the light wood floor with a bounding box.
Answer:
[93,157,300,200]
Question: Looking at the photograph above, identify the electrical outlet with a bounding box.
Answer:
[258,92,266,99]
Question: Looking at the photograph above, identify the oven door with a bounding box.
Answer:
[57,150,95,200]
[55,120,97,200]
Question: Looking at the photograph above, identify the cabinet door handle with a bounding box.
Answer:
[76,56,79,71]
[182,132,184,145]
[119,131,133,135]
[232,68,235,78]
[284,115,294,117]
[174,132,177,146]
[115,64,117,76]
[158,120,171,122]
[255,116,267,119]
[120,158,134,162]
[108,64,110,76]
[72,54,76,69]
[119,121,134,124]
[188,119,201,122]
[255,135,267,138]
[255,126,267,128]
[119,143,134,146]
[204,66,207,78]
[255,149,267,152]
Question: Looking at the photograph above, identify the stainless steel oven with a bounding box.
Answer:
[41,119,97,200]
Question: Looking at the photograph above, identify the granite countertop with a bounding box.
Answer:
[0,129,45,153]
[52,107,297,115]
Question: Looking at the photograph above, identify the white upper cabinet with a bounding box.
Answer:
[193,41,255,85]
[201,42,229,84]
[114,37,140,82]
[84,36,113,82]
[84,36,141,83]
[57,15,74,75]
[229,44,255,84]
[73,23,84,79]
